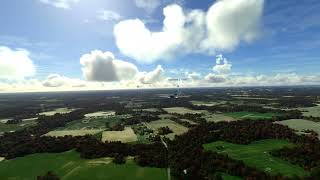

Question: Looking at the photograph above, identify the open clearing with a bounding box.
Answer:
[203,113,236,122]
[45,129,102,137]
[102,127,137,143]
[39,108,75,116]
[191,101,226,107]
[84,111,115,118]
[276,119,320,138]
[204,139,308,178]
[58,116,122,130]
[163,107,206,115]
[225,112,277,120]
[299,105,320,117]
[0,150,167,180]
[146,119,188,140]
[0,120,37,133]
[142,108,161,112]
[0,119,11,123]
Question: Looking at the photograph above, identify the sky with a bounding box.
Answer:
[0,0,320,92]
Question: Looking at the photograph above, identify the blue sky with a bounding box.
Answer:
[0,0,320,92]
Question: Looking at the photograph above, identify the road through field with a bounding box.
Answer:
[143,122,170,180]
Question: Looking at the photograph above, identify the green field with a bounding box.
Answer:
[203,113,236,122]
[204,139,309,177]
[299,105,320,117]
[57,116,122,130]
[0,120,37,133]
[39,108,75,116]
[224,112,277,120]
[146,119,188,140]
[163,107,207,115]
[221,173,243,180]
[0,151,167,180]
[276,119,320,138]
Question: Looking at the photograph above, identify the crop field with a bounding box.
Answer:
[224,112,277,120]
[146,119,188,139]
[299,105,320,117]
[0,120,37,133]
[191,101,226,107]
[39,108,75,116]
[0,119,11,123]
[276,119,320,138]
[204,139,308,177]
[57,116,123,131]
[45,129,103,137]
[180,119,198,125]
[141,108,161,112]
[0,151,167,180]
[102,127,138,143]
[163,107,206,115]
[84,111,115,118]
[203,113,236,122]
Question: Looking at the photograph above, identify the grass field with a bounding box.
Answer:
[39,108,75,116]
[0,120,37,133]
[299,105,320,117]
[84,111,115,118]
[102,127,138,143]
[225,112,277,120]
[45,129,102,137]
[146,119,188,140]
[141,108,161,112]
[203,113,236,122]
[191,101,226,107]
[276,119,320,138]
[203,139,308,177]
[0,150,167,180]
[57,116,122,130]
[163,107,206,115]
[221,173,243,180]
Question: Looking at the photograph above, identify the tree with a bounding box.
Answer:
[113,153,126,164]
[37,171,60,180]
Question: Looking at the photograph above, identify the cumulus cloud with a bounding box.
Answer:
[42,74,85,87]
[114,0,264,63]
[39,0,79,9]
[96,10,122,22]
[134,0,161,13]
[213,54,232,74]
[202,0,264,51]
[0,46,36,80]
[80,50,139,82]
[204,73,227,83]
[187,72,201,81]
[79,50,166,85]
[139,65,164,84]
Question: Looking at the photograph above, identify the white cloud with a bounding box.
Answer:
[96,10,122,22]
[0,46,36,80]
[134,0,161,13]
[39,0,79,9]
[139,65,164,84]
[204,73,227,83]
[202,0,264,51]
[213,54,232,74]
[114,5,186,63]
[80,50,139,82]
[187,72,201,81]
[114,0,264,63]
[42,74,85,87]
